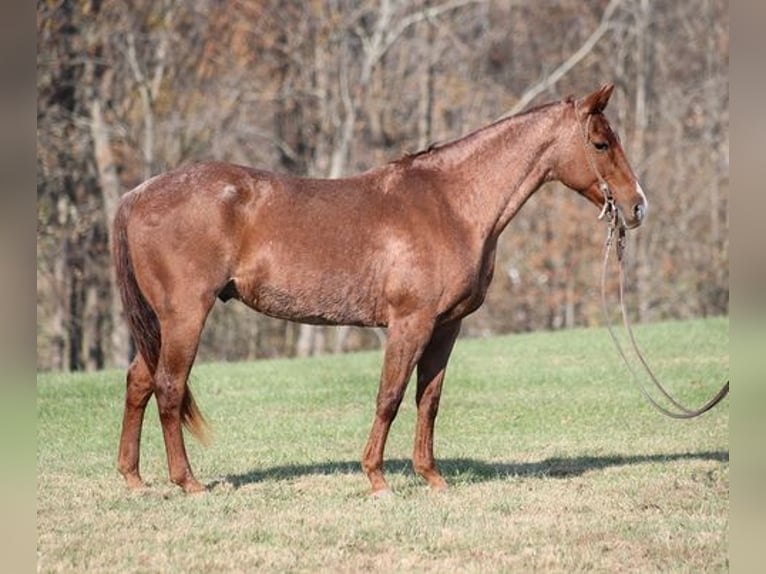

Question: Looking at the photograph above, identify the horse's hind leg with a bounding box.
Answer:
[117,354,154,489]
[154,298,213,494]
[412,320,461,491]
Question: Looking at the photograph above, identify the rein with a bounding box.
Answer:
[599,214,729,418]
[575,102,729,418]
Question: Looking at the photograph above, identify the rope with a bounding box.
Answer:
[599,219,729,419]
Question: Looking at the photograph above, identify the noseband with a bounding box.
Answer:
[575,103,729,418]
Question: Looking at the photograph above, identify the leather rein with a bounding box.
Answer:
[576,105,729,419]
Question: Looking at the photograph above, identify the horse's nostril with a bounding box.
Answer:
[634,203,646,222]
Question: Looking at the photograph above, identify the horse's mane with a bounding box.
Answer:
[394,100,563,166]
[400,140,447,162]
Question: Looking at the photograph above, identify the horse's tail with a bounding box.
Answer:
[112,195,161,374]
[112,194,210,445]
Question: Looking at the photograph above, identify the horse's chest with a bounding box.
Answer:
[441,249,497,320]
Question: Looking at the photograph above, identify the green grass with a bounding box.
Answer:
[37,317,729,572]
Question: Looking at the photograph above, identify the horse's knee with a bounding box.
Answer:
[376,389,405,420]
[126,379,153,409]
[124,354,152,397]
[153,374,185,416]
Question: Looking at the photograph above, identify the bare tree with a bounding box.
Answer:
[36,0,728,371]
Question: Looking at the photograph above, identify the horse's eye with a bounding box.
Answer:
[593,141,609,152]
[593,142,609,151]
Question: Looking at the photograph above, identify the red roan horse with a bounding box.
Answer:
[113,84,647,495]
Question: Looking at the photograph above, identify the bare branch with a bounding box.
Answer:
[125,32,146,86]
[150,18,171,100]
[364,0,487,81]
[502,0,622,118]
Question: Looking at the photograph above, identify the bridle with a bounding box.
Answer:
[575,103,729,419]
[575,106,618,225]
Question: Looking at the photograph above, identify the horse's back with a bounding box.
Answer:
[122,161,269,213]
[121,160,393,228]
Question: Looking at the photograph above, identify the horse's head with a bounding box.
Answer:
[557,84,647,229]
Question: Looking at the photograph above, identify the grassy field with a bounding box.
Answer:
[37,317,728,573]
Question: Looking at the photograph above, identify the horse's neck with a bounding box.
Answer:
[416,105,562,242]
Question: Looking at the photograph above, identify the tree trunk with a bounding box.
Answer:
[89,98,131,368]
[82,280,102,371]
[632,0,652,323]
[417,0,436,150]
[48,194,70,371]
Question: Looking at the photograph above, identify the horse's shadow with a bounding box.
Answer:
[216,450,728,490]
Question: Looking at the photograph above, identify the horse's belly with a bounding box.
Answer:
[236,278,386,328]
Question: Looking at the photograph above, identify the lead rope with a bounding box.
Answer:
[575,103,729,418]
[599,217,729,418]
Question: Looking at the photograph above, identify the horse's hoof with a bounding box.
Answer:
[428,477,449,492]
[182,480,207,495]
[123,473,146,490]
[370,487,394,499]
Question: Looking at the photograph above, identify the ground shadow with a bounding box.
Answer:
[216,450,728,490]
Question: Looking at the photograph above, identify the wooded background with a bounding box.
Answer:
[36,0,728,372]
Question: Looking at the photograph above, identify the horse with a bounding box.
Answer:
[112,84,647,496]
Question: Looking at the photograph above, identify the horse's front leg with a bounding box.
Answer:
[361,313,434,496]
[413,319,462,490]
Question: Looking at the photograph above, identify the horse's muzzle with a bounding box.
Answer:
[623,202,646,229]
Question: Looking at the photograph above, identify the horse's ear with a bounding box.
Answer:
[577,83,615,115]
